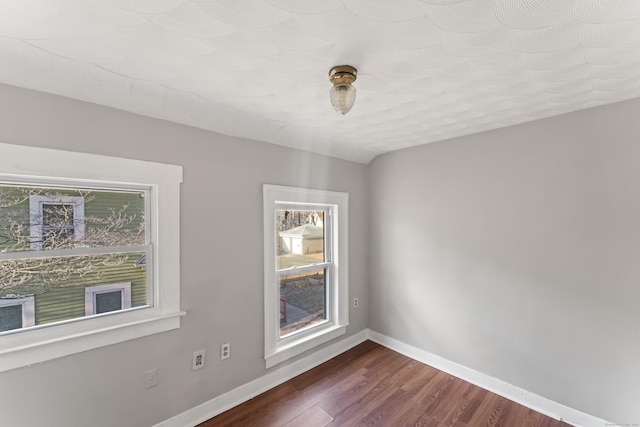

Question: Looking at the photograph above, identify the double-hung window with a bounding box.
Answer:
[0,296,35,332]
[29,195,85,250]
[263,185,349,368]
[85,283,132,315]
[0,143,183,372]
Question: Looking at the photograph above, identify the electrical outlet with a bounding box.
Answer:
[192,350,206,370]
[221,343,230,360]
[353,297,359,308]
[144,368,158,389]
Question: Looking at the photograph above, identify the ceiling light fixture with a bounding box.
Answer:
[329,65,357,115]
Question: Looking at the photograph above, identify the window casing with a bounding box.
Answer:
[0,142,183,373]
[263,185,349,368]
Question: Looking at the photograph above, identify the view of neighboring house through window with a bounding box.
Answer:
[0,142,182,373]
[0,183,149,332]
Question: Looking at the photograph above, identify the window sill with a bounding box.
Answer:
[265,323,347,369]
[0,309,186,373]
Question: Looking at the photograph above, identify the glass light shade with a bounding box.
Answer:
[330,84,356,115]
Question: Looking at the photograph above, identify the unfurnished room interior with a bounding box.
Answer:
[0,1,638,426]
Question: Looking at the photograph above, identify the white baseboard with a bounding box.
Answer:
[155,329,369,427]
[156,329,611,427]
[368,330,611,427]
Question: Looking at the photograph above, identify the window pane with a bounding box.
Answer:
[0,252,146,328]
[279,268,326,337]
[275,210,325,270]
[0,183,145,253]
[41,204,76,249]
[95,291,122,314]
[0,305,22,332]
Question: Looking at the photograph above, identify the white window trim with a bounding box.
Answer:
[263,185,349,369]
[0,296,35,329]
[0,142,184,373]
[29,195,85,250]
[85,283,132,316]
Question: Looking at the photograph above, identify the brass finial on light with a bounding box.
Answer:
[329,65,357,115]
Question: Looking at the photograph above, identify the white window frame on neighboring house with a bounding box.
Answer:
[85,283,132,316]
[0,296,35,331]
[263,185,349,369]
[0,142,184,373]
[29,195,85,250]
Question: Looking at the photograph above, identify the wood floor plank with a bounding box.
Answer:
[410,413,444,427]
[361,347,412,377]
[440,384,489,426]
[356,387,410,426]
[466,393,512,427]
[400,362,441,398]
[362,391,427,427]
[412,370,458,409]
[428,379,474,423]
[501,403,529,427]
[281,404,333,427]
[315,369,385,417]
[324,374,400,425]
[202,382,299,426]
[200,341,572,427]
[254,385,324,426]
[371,358,425,390]
[289,340,380,391]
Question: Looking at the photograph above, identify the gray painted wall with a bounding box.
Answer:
[0,84,369,427]
[368,98,640,423]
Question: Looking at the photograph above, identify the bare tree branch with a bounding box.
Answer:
[0,186,145,297]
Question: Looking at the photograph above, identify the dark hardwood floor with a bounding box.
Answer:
[199,341,571,427]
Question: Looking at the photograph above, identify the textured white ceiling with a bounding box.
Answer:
[1,0,639,163]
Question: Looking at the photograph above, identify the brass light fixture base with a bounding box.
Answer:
[329,65,357,86]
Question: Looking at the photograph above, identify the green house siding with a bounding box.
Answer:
[0,183,148,327]
[35,258,147,325]
[83,191,145,234]
[35,287,84,325]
